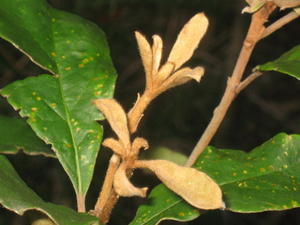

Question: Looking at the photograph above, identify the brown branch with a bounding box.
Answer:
[185,3,276,167]
[236,71,263,94]
[92,154,120,222]
[261,10,300,40]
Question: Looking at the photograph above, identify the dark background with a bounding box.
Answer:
[0,0,300,224]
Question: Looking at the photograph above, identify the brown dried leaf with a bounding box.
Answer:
[131,137,149,156]
[94,99,130,147]
[135,31,153,88]
[162,66,204,91]
[155,61,175,83]
[113,162,148,197]
[152,35,163,76]
[167,13,209,70]
[102,138,124,156]
[273,0,300,9]
[137,160,223,209]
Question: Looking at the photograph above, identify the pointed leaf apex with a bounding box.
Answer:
[167,13,209,70]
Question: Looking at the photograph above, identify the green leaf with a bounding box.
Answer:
[129,184,200,225]
[196,133,300,212]
[0,155,100,225]
[131,133,300,224]
[259,45,300,80]
[0,0,117,205]
[0,116,54,157]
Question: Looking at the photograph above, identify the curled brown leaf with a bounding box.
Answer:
[135,160,223,210]
[151,35,163,76]
[162,66,205,90]
[113,162,148,197]
[135,31,153,88]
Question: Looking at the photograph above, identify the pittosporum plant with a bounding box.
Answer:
[0,0,300,225]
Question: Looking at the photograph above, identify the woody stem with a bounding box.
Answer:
[186,3,276,167]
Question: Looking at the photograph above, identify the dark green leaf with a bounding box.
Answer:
[0,0,117,203]
[0,155,100,225]
[0,116,54,157]
[196,133,300,212]
[131,133,300,224]
[259,45,300,80]
[129,184,200,225]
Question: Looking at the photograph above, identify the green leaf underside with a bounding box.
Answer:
[259,45,300,80]
[0,116,54,157]
[129,184,200,225]
[131,133,300,224]
[0,0,117,198]
[0,155,100,225]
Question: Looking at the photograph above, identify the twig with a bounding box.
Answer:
[93,91,154,223]
[261,10,300,40]
[185,3,276,167]
[236,71,263,94]
[92,154,120,221]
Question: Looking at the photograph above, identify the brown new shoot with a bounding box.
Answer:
[92,12,215,223]
[128,12,208,133]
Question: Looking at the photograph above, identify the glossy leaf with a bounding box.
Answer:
[129,184,200,225]
[0,116,54,157]
[0,155,100,225]
[131,133,300,224]
[259,45,300,80]
[196,133,300,212]
[0,0,117,204]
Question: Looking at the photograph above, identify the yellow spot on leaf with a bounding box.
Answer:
[61,55,66,59]
[243,170,248,174]
[232,172,237,176]
[31,107,38,112]
[291,200,298,207]
[95,91,102,96]
[51,52,56,57]
[36,96,42,101]
[259,168,266,172]
[50,103,57,107]
[65,143,72,148]
[79,63,84,68]
[64,67,71,71]
[32,92,37,96]
[283,165,288,169]
[178,212,185,217]
[66,40,71,44]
